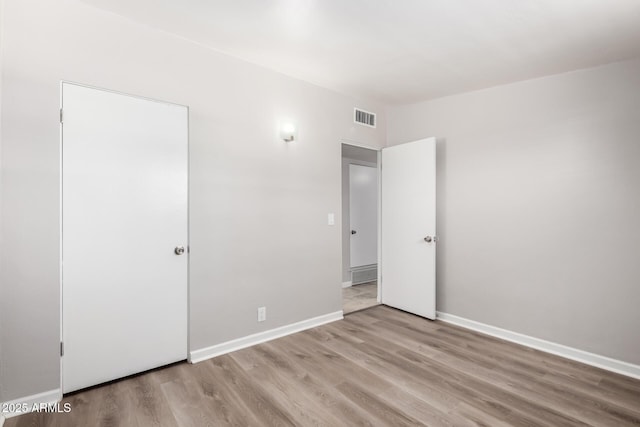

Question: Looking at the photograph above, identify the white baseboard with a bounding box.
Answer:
[436,311,640,380]
[342,281,353,288]
[0,388,61,419]
[189,311,344,364]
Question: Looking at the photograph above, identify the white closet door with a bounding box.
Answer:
[62,83,188,392]
[349,164,379,268]
[381,137,437,319]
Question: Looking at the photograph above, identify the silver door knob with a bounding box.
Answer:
[424,236,432,243]
[174,246,185,255]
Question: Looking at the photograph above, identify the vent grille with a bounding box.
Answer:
[351,265,377,285]
[354,108,376,128]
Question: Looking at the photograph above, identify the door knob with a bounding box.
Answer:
[424,236,432,243]
[351,230,357,235]
[174,246,185,255]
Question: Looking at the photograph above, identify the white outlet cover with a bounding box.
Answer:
[328,213,335,226]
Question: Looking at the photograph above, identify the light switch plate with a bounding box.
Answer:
[328,213,335,226]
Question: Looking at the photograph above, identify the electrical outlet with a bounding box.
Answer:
[257,306,266,322]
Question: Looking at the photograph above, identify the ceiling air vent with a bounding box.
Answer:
[354,108,376,128]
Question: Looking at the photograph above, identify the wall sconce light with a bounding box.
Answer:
[280,122,297,142]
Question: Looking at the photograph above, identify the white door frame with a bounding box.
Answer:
[59,81,190,394]
[340,140,382,303]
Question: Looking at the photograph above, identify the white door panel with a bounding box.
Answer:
[62,83,188,392]
[349,164,378,268]
[381,138,436,319]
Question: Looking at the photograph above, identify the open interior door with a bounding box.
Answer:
[381,137,437,319]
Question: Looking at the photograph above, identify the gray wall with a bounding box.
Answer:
[387,58,640,365]
[0,0,385,401]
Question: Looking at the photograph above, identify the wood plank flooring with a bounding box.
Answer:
[6,305,640,426]
[343,281,378,314]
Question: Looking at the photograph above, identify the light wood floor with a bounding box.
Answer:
[6,305,640,426]
[343,281,378,314]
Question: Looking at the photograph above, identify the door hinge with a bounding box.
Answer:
[59,108,63,123]
[60,342,64,356]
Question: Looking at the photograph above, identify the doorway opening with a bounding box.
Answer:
[341,143,380,314]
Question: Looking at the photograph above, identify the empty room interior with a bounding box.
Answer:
[1,1,640,426]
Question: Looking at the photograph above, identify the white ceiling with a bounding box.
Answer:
[80,0,640,104]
